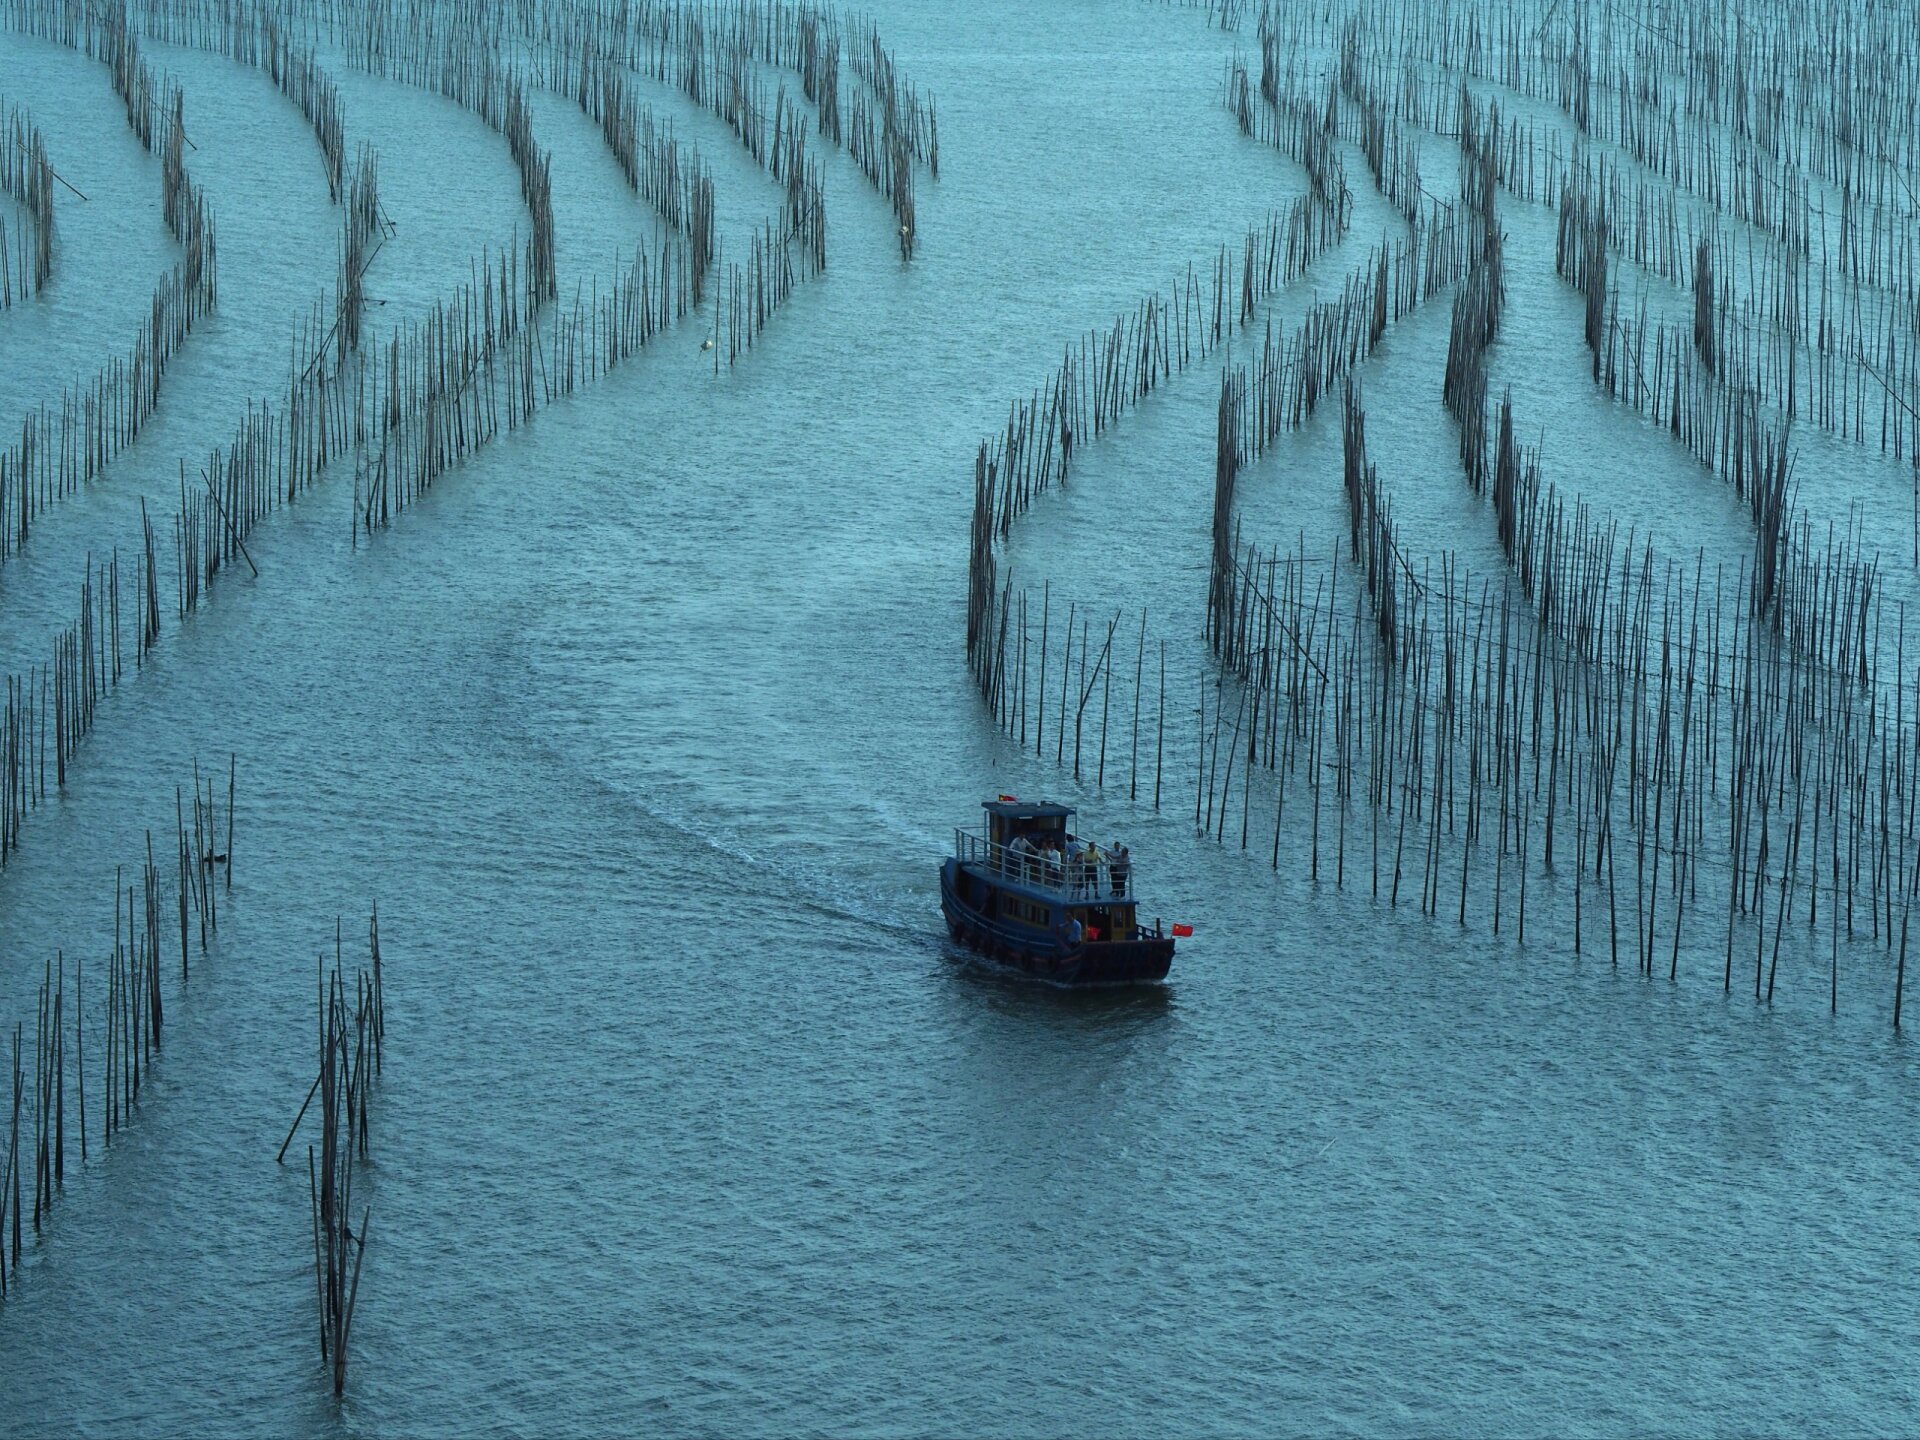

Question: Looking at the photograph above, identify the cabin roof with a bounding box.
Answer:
[981,798,1074,821]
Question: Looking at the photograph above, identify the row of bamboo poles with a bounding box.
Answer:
[967,0,1920,1037]
[1330,0,1920,469]
[334,145,386,363]
[0,0,739,838]
[539,3,836,354]
[966,192,1353,709]
[0,547,176,867]
[0,0,218,567]
[533,0,929,253]
[1184,58,1907,1008]
[1227,54,1351,228]
[1200,493,1920,1024]
[160,210,687,581]
[0,760,232,1297]
[134,0,349,200]
[358,31,558,308]
[567,44,716,302]
[843,11,932,256]
[0,103,55,306]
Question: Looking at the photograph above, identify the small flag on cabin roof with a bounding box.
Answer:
[997,793,1018,802]
[1171,924,1194,938]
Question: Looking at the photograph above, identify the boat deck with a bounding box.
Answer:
[952,827,1135,903]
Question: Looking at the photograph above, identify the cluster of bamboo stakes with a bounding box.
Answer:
[768,86,825,273]
[1241,0,1920,504]
[1203,16,1911,1012]
[0,0,756,840]
[0,0,798,821]
[1198,279,1902,1028]
[0,758,232,1297]
[1322,15,1883,654]
[0,0,905,764]
[1332,0,1920,247]
[291,909,385,1397]
[1331,0,1920,466]
[0,492,197,869]
[0,103,54,306]
[0,0,218,568]
[791,4,840,143]
[968,194,1352,703]
[962,0,1920,1035]
[0,0,924,1333]
[334,145,386,364]
[1233,213,1476,461]
[1249,7,1888,667]
[1195,488,1920,1023]
[1199,171,1482,664]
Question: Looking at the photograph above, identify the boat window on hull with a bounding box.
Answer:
[1003,896,1051,929]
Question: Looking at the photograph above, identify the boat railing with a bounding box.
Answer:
[953,827,1135,901]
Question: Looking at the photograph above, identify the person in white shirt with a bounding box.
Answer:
[1008,831,1033,880]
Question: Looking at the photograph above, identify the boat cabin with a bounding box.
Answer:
[981,798,1072,853]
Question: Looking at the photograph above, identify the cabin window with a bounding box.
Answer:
[1002,896,1051,928]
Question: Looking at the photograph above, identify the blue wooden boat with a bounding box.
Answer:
[940,798,1175,984]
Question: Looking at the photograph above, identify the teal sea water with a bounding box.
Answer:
[0,2,1916,1434]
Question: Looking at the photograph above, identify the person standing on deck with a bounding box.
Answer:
[1081,841,1104,897]
[1109,843,1130,897]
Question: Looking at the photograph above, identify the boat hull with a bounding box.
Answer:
[940,859,1173,985]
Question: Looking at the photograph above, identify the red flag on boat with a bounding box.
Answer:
[1171,923,1194,938]
[997,793,1018,802]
